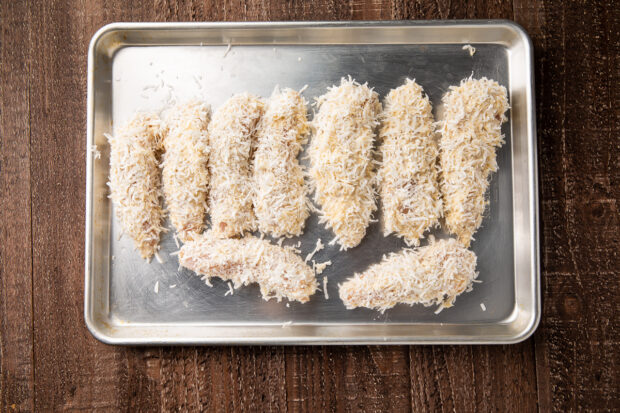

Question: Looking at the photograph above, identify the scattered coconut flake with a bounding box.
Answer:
[200,274,213,287]
[314,260,332,275]
[323,276,329,299]
[480,303,486,311]
[154,251,163,264]
[462,44,476,56]
[169,284,177,289]
[142,84,158,92]
[223,42,232,57]
[286,303,290,308]
[90,144,101,160]
[305,238,324,263]
[173,234,180,249]
[299,84,308,94]
[154,281,159,294]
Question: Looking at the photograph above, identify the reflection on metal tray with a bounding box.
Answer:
[85,21,539,344]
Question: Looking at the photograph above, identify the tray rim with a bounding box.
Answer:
[85,20,540,345]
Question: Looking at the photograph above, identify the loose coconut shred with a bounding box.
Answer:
[106,113,165,259]
[178,232,318,303]
[254,87,310,237]
[208,93,264,237]
[378,79,442,246]
[338,238,478,313]
[162,101,211,242]
[309,77,382,249]
[439,77,509,246]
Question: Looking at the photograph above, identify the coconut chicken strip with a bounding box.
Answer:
[208,93,264,237]
[178,232,318,303]
[309,77,382,249]
[254,87,310,238]
[439,77,509,246]
[106,113,164,260]
[162,101,211,242]
[339,238,478,313]
[378,79,442,246]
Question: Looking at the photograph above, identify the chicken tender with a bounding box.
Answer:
[162,101,211,242]
[106,113,164,260]
[339,238,478,313]
[254,87,309,237]
[179,232,318,303]
[439,77,509,246]
[378,79,442,246]
[308,77,382,249]
[208,93,264,237]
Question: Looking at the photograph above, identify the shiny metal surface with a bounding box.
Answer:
[85,21,539,344]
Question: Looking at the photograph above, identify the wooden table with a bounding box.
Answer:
[1,1,617,411]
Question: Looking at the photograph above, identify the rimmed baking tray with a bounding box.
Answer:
[85,21,539,345]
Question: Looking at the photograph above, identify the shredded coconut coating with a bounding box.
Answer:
[162,101,211,242]
[339,238,478,312]
[107,113,164,259]
[178,232,318,303]
[208,93,264,237]
[254,88,310,237]
[378,79,442,246]
[309,77,382,249]
[439,77,509,246]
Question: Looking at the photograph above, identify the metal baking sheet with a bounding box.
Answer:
[85,21,539,344]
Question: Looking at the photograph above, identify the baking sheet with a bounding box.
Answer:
[85,21,539,344]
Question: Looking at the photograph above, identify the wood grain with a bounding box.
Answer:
[0,0,617,412]
[27,1,128,411]
[0,1,34,412]
[514,0,620,411]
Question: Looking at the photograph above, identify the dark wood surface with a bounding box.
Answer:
[0,0,617,411]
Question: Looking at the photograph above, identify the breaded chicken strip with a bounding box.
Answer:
[254,87,309,237]
[309,77,382,249]
[208,93,264,237]
[179,232,317,303]
[162,101,210,242]
[439,77,509,246]
[106,113,164,260]
[378,79,442,246]
[339,238,477,313]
